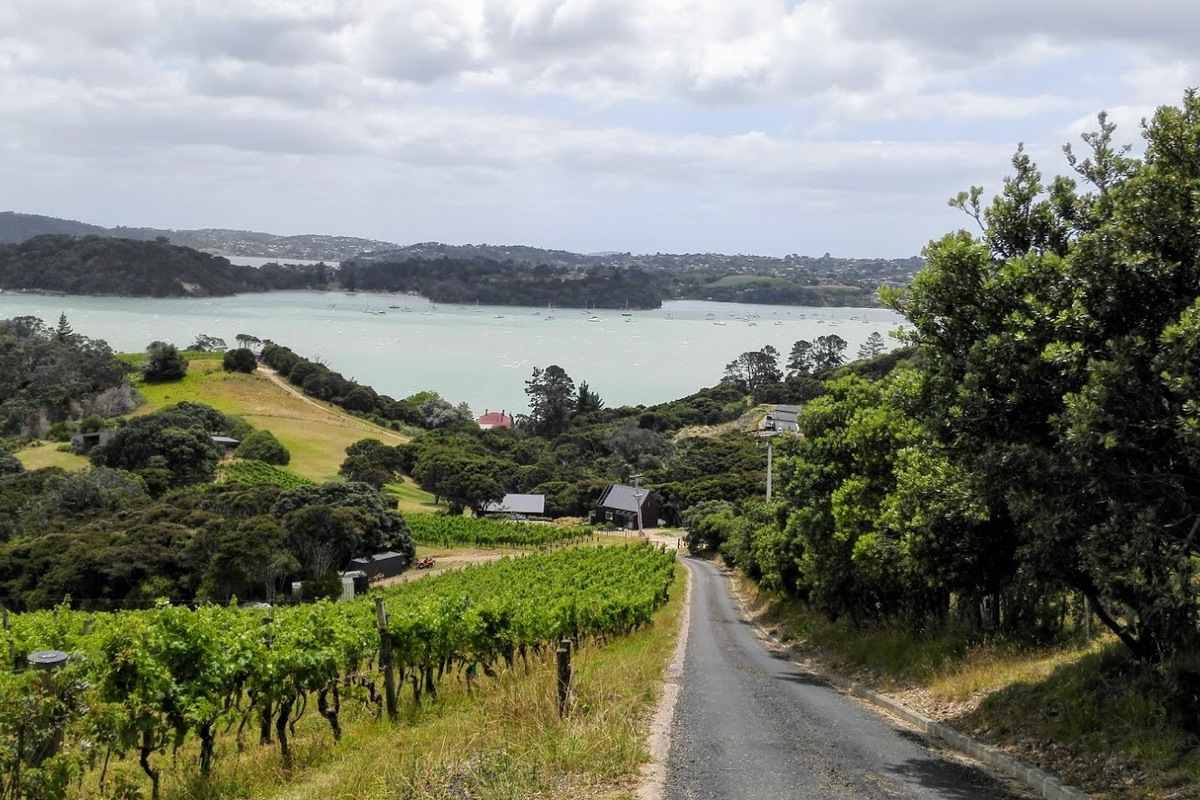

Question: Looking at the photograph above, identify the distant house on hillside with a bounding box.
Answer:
[210,435,241,455]
[483,493,546,518]
[595,484,662,530]
[477,409,514,430]
[760,404,800,434]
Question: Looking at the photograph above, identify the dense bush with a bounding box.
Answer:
[222,347,257,373]
[90,402,235,490]
[0,477,415,608]
[142,341,188,382]
[235,429,289,465]
[0,316,133,436]
[704,94,1200,668]
[0,452,22,476]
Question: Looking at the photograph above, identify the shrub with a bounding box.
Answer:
[235,430,290,465]
[222,348,257,374]
[142,341,188,382]
[0,452,23,476]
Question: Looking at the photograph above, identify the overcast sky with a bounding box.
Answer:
[1,1,1198,257]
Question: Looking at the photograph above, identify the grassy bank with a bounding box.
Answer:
[129,353,418,484]
[91,561,686,800]
[13,441,88,471]
[732,574,1199,799]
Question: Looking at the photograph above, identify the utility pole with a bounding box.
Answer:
[766,438,774,501]
[757,431,780,501]
[631,473,645,535]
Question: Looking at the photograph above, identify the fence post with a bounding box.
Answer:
[556,638,572,718]
[375,597,398,720]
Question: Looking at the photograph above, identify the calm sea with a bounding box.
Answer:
[0,291,906,415]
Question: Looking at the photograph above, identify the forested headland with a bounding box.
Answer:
[0,228,896,308]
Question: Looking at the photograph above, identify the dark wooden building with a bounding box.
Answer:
[347,551,409,581]
[595,484,662,530]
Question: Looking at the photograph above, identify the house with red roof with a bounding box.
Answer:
[477,409,514,430]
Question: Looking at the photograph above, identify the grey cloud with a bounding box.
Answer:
[831,0,1200,56]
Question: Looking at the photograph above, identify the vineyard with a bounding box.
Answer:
[219,459,314,489]
[404,512,592,548]
[0,545,675,799]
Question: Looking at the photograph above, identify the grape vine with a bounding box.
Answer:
[0,544,675,799]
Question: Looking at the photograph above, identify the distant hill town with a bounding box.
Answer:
[0,211,923,306]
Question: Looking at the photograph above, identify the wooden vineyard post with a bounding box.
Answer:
[375,597,398,720]
[556,638,572,718]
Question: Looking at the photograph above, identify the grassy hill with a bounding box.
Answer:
[126,352,436,509]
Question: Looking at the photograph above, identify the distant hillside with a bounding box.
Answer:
[0,212,107,241]
[0,235,281,297]
[0,212,391,262]
[0,211,919,306]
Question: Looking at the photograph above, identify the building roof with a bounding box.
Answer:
[348,551,407,565]
[597,484,653,514]
[760,406,799,433]
[211,435,241,445]
[477,409,514,429]
[483,493,546,514]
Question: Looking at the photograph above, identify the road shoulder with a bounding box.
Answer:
[636,556,692,800]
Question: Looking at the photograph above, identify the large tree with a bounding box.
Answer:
[723,346,782,392]
[524,365,576,437]
[810,335,847,372]
[786,340,814,377]
[857,332,886,360]
[895,95,1200,661]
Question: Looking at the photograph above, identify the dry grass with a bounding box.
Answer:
[672,404,770,441]
[13,441,89,472]
[386,478,441,514]
[95,563,686,800]
[133,357,415,483]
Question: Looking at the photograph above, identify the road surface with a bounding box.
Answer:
[664,558,1029,800]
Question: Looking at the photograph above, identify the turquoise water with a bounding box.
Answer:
[0,292,906,414]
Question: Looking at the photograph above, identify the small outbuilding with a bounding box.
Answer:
[347,551,409,581]
[595,484,662,530]
[483,493,546,518]
[70,429,115,454]
[210,435,241,454]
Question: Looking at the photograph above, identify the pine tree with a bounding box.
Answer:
[787,340,814,377]
[858,331,886,360]
[54,312,74,342]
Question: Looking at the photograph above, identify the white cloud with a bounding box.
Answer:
[0,0,1198,254]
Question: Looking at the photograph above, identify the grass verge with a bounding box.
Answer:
[731,573,1200,799]
[115,562,686,800]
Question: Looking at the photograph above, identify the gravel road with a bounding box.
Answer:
[663,557,1031,800]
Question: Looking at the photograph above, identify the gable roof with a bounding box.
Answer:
[597,484,653,514]
[483,493,546,514]
[477,410,514,428]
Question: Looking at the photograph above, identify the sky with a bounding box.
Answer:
[1,1,1198,258]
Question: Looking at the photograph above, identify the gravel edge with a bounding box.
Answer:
[636,558,693,800]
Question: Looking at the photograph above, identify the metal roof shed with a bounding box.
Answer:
[483,493,546,516]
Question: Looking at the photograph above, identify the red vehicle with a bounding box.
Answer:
[414,557,436,570]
